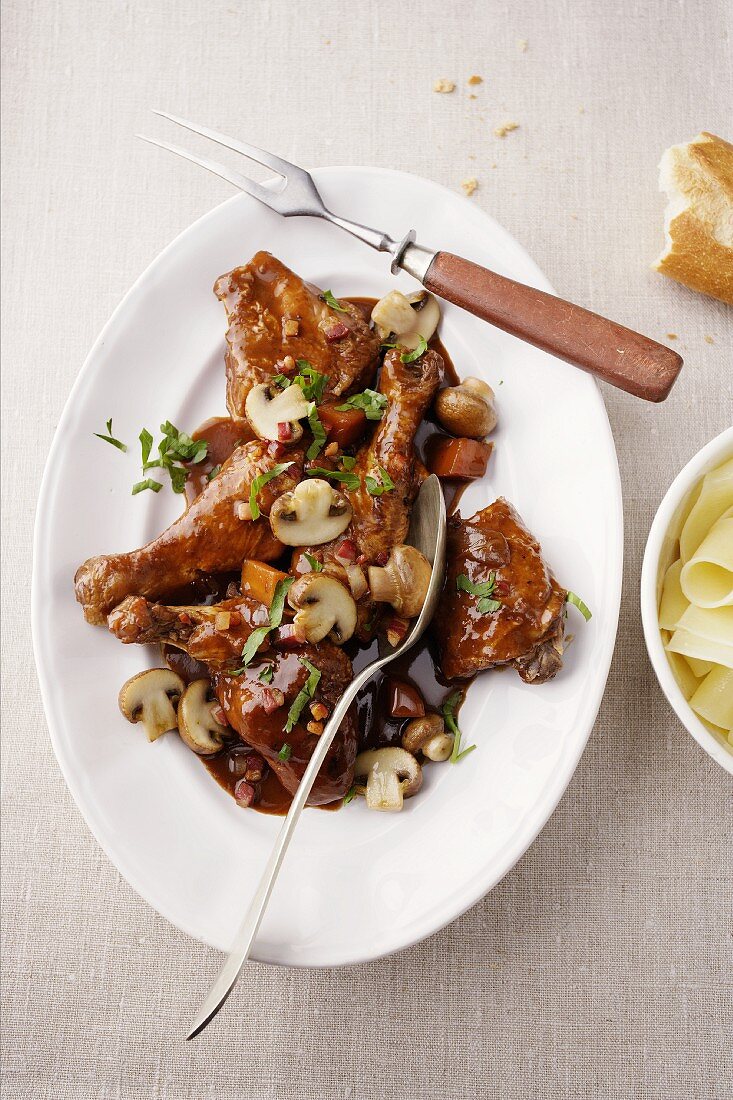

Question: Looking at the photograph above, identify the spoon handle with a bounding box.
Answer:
[424,251,683,402]
[186,660,373,1040]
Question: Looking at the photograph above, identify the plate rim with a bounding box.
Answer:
[32,164,624,965]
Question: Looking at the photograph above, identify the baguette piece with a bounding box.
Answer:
[653,132,733,304]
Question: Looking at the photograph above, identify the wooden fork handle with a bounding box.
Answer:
[424,251,682,402]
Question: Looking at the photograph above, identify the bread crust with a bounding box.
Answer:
[653,132,733,305]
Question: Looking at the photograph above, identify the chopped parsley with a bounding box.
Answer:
[306,403,327,460]
[343,785,357,806]
[137,421,208,495]
[336,389,388,421]
[304,553,323,573]
[566,591,592,621]
[365,465,395,497]
[321,289,348,314]
[456,572,502,614]
[340,455,357,471]
[232,576,295,671]
[206,464,222,482]
[249,461,294,520]
[284,657,321,733]
[278,743,292,761]
[441,690,476,764]
[307,467,361,491]
[131,478,163,495]
[94,418,127,452]
[274,362,329,404]
[401,336,428,363]
[258,664,274,684]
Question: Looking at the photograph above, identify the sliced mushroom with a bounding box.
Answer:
[118,668,185,742]
[434,377,497,439]
[269,479,352,546]
[177,679,229,755]
[287,573,357,644]
[371,289,441,349]
[367,544,432,618]
[353,747,423,812]
[402,714,454,761]
[244,382,310,443]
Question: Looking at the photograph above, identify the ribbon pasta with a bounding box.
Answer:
[658,457,733,747]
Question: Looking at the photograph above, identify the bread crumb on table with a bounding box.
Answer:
[666,333,678,340]
[433,79,456,93]
[461,177,479,196]
[468,75,483,85]
[517,39,528,51]
[494,122,520,138]
[704,335,715,344]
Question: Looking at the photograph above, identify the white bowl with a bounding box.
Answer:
[641,426,733,775]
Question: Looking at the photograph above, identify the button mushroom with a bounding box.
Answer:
[177,679,229,755]
[402,714,454,761]
[245,381,310,443]
[434,378,497,439]
[353,747,423,812]
[118,668,185,742]
[269,479,352,546]
[371,289,441,349]
[367,544,432,618]
[287,573,357,645]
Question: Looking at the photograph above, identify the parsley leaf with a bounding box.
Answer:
[321,289,348,314]
[131,478,163,495]
[566,591,592,621]
[306,403,327,460]
[140,428,154,468]
[94,418,127,452]
[278,743,292,761]
[365,466,395,497]
[304,553,323,573]
[441,690,476,764]
[343,785,357,806]
[137,422,208,495]
[307,467,361,491]
[284,657,321,733]
[258,664,274,684]
[275,361,329,404]
[456,572,502,614]
[336,389,388,421]
[340,455,357,471]
[232,576,295,671]
[401,336,428,363]
[249,461,294,520]
[206,464,222,482]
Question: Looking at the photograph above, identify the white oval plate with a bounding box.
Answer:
[32,167,622,966]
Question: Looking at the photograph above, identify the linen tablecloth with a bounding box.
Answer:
[2,1,731,1096]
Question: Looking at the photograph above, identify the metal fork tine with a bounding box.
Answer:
[137,135,281,209]
[151,110,304,181]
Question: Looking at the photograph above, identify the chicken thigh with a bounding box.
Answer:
[214,251,381,419]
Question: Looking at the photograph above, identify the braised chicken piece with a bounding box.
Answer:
[434,498,567,683]
[299,347,443,573]
[75,442,300,625]
[108,593,269,668]
[214,252,381,419]
[108,593,357,804]
[214,647,358,805]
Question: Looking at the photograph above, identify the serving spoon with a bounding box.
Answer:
[187,474,447,1039]
[140,111,683,402]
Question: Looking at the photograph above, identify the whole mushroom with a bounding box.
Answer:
[177,679,230,755]
[353,747,423,811]
[269,479,352,546]
[367,544,432,618]
[287,573,357,645]
[245,381,310,443]
[401,714,454,761]
[118,668,185,742]
[434,378,497,439]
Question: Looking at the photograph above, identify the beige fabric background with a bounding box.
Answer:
[2,1,732,1097]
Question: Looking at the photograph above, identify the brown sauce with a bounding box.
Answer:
[171,296,474,815]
